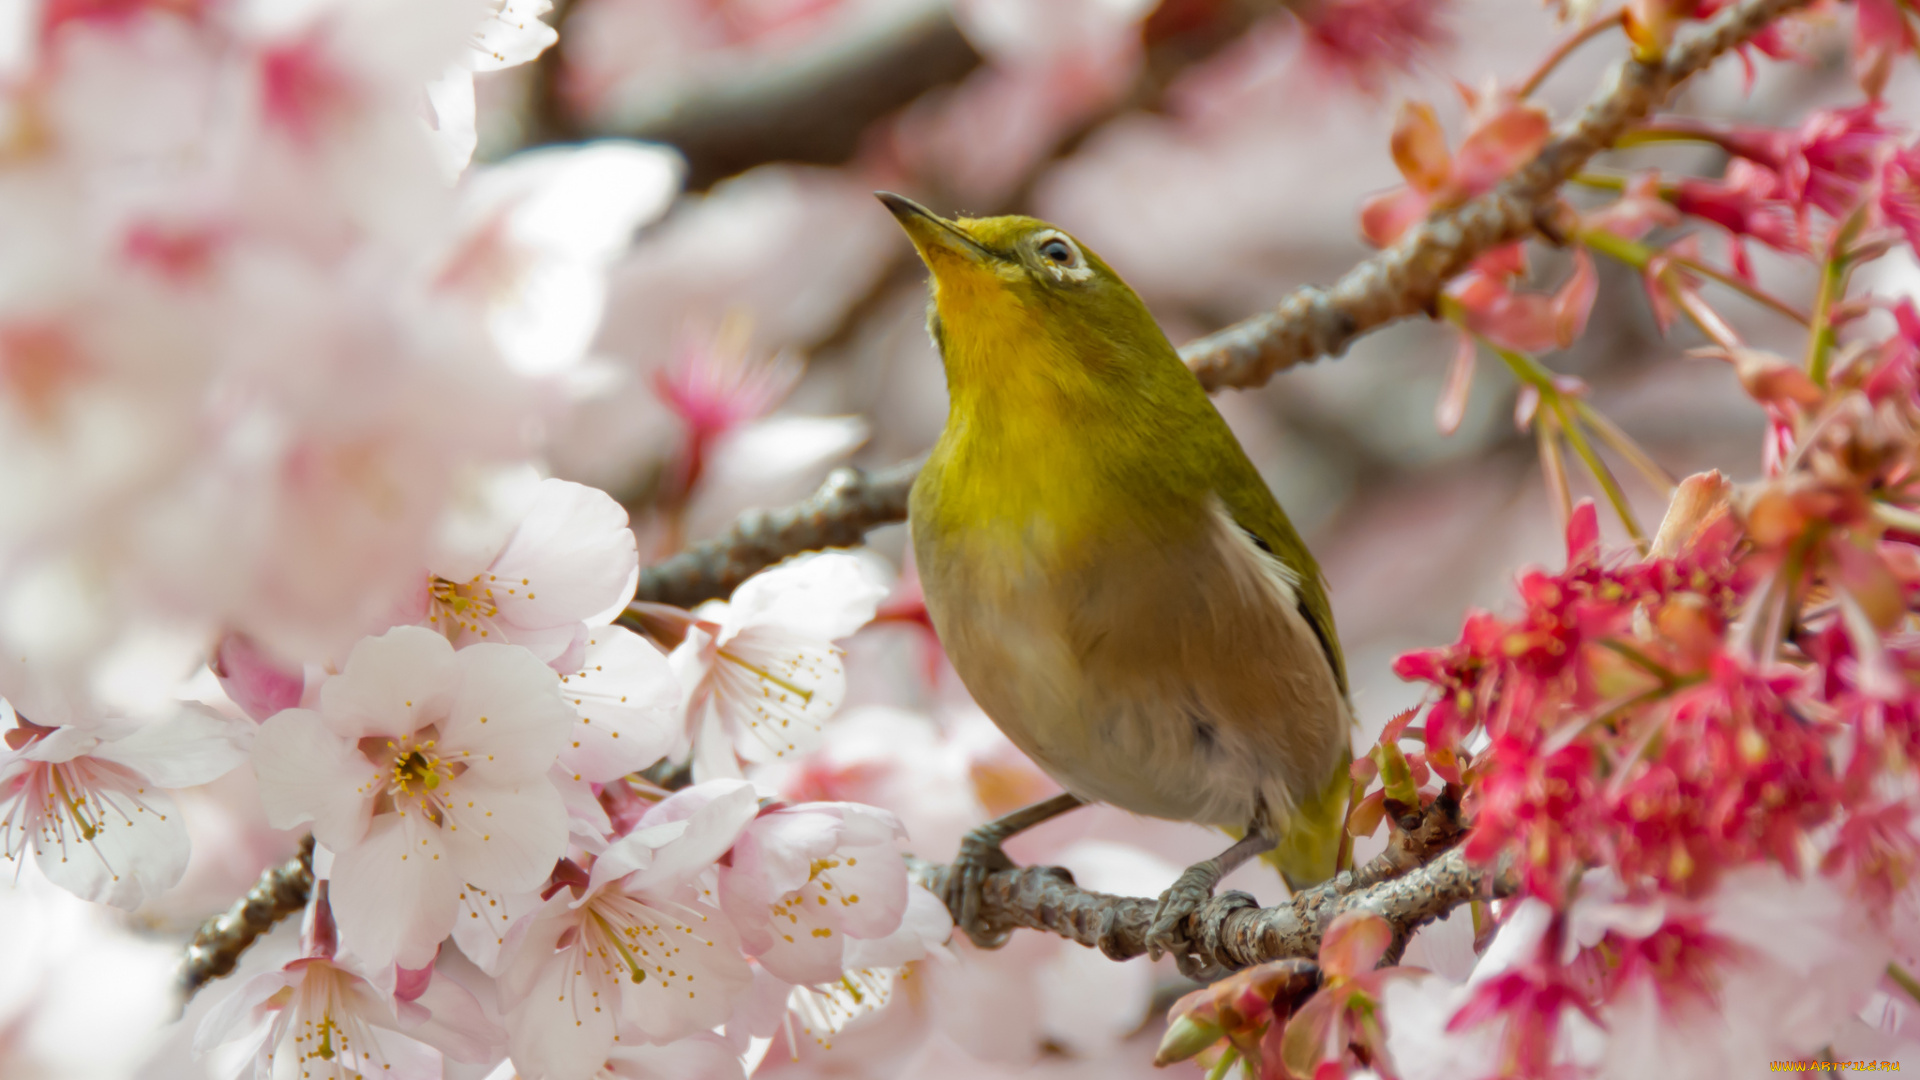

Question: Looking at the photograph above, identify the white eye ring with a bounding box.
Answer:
[1032,231,1093,282]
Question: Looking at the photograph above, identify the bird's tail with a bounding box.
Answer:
[1265,746,1354,891]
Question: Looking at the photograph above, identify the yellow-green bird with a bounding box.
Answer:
[877,192,1353,968]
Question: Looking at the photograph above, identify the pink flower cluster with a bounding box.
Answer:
[1157,18,1920,1079]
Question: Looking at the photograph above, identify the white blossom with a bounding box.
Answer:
[253,626,576,969]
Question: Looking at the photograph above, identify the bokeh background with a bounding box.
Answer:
[18,0,1920,1077]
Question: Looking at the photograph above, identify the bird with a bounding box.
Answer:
[877,192,1354,970]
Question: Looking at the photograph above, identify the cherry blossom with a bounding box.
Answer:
[197,947,504,1080]
[496,780,761,1080]
[719,800,911,985]
[1444,245,1598,355]
[0,0,562,671]
[671,552,889,778]
[210,631,307,722]
[451,142,685,375]
[555,626,681,785]
[253,626,576,969]
[1,697,249,908]
[426,0,562,176]
[418,477,640,666]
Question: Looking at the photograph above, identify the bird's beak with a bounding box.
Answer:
[876,191,991,268]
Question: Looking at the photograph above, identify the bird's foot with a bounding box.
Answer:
[1148,861,1230,972]
[945,826,1018,949]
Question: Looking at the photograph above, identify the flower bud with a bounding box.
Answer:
[1154,1011,1227,1066]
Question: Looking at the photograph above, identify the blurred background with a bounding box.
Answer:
[30,0,1919,1076]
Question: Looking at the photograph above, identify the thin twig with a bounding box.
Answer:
[1519,9,1627,98]
[1178,0,1816,391]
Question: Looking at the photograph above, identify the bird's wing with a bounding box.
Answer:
[1213,460,1349,699]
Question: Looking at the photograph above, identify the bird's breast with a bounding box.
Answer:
[910,468,1348,831]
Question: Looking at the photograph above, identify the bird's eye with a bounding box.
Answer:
[1039,238,1075,265]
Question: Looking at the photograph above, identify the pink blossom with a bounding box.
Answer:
[1880,141,1920,253]
[671,552,889,778]
[1581,865,1893,1078]
[195,952,503,1080]
[1360,89,1550,248]
[419,477,640,666]
[496,780,761,1080]
[451,143,684,373]
[1445,246,1598,355]
[425,0,562,174]
[1296,0,1454,91]
[211,631,305,722]
[1852,0,1916,100]
[719,801,911,986]
[1670,163,1803,253]
[1,697,248,908]
[253,626,576,969]
[555,626,680,785]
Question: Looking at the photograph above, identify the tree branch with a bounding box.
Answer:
[1178,0,1814,389]
[178,835,313,999]
[911,795,1506,974]
[623,457,922,611]
[621,0,1810,611]
[528,0,981,190]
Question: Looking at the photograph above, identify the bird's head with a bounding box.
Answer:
[877,192,1176,402]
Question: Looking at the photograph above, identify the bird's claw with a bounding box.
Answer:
[1147,862,1225,967]
[945,827,1018,949]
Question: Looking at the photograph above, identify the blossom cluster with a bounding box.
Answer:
[1157,4,1920,1076]
[0,2,944,1078]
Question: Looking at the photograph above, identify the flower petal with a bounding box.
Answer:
[253,708,381,848]
[439,775,569,894]
[443,642,572,782]
[1390,100,1452,190]
[556,626,679,783]
[707,628,846,765]
[450,881,542,976]
[395,966,507,1065]
[717,552,887,644]
[486,479,640,637]
[614,898,753,1043]
[321,627,461,741]
[471,0,559,72]
[30,758,189,909]
[626,785,759,896]
[91,705,250,788]
[329,813,462,971]
[506,937,619,1080]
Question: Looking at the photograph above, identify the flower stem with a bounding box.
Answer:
[1519,9,1626,97]
[1598,639,1680,685]
[1537,413,1575,530]
[1555,397,1647,547]
[1805,206,1867,387]
[1667,253,1809,326]
[1480,335,1647,544]
[1574,401,1675,496]
[1205,1046,1240,1080]
[1579,227,1799,335]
